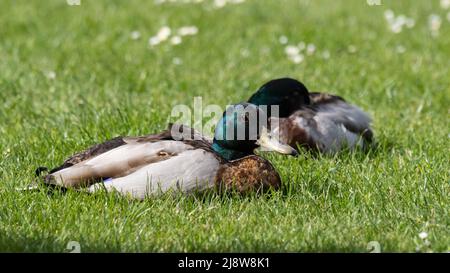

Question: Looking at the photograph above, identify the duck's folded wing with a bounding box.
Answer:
[48,136,127,174]
[41,123,214,189]
[88,148,221,200]
[310,92,373,141]
[45,140,195,188]
[46,123,208,174]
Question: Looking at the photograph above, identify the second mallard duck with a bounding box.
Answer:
[248,78,374,154]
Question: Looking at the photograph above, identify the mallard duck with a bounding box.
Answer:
[248,78,374,153]
[36,103,297,199]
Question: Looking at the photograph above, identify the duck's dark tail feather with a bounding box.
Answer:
[35,166,49,177]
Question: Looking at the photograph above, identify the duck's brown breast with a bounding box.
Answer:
[215,155,281,194]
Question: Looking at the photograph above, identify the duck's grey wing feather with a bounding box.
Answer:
[309,92,373,142]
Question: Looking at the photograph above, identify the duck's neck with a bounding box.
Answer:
[212,142,251,161]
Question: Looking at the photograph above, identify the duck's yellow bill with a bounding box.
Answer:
[256,127,298,156]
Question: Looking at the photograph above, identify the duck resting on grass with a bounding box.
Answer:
[32,103,297,199]
[248,78,374,154]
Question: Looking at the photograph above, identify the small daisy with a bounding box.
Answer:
[279,35,288,45]
[285,45,300,56]
[390,20,403,33]
[384,10,416,33]
[306,43,316,55]
[396,14,407,25]
[396,45,406,54]
[240,48,250,57]
[172,57,182,65]
[170,35,182,45]
[290,54,304,64]
[428,14,442,37]
[297,42,306,51]
[322,50,330,59]
[156,26,171,41]
[148,36,161,46]
[384,10,395,23]
[441,0,450,9]
[405,18,415,28]
[419,231,428,240]
[46,71,56,80]
[214,0,227,8]
[348,45,357,53]
[178,26,198,36]
[130,31,141,40]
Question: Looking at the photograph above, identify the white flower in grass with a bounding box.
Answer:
[405,18,415,28]
[214,0,227,8]
[348,45,357,53]
[390,20,403,33]
[441,0,450,9]
[290,54,304,64]
[156,26,171,41]
[285,45,300,56]
[240,48,250,57]
[130,31,141,40]
[172,57,182,65]
[148,36,161,46]
[419,231,428,240]
[46,71,56,80]
[297,41,306,51]
[321,50,330,59]
[396,14,407,25]
[396,45,406,54]
[178,26,198,36]
[428,14,442,37]
[384,10,395,23]
[306,43,316,55]
[384,10,416,33]
[170,35,182,45]
[279,35,288,45]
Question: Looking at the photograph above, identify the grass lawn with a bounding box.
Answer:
[0,0,448,252]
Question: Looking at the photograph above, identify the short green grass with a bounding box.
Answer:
[0,0,448,252]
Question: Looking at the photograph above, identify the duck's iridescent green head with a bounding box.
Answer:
[212,103,298,161]
[248,78,310,118]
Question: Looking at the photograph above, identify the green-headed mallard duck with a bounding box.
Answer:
[36,103,297,199]
[248,78,374,154]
